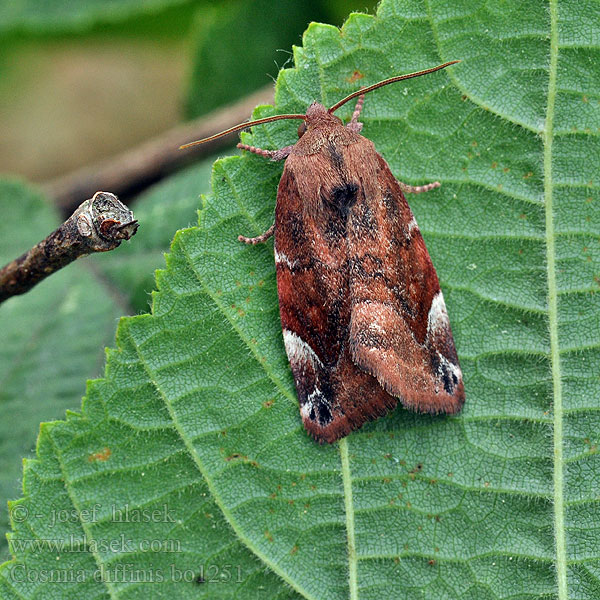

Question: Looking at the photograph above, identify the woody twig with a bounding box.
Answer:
[0,191,138,304]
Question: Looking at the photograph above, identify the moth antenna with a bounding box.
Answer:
[328,60,460,114]
[179,113,306,149]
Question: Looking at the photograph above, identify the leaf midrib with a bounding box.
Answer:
[339,438,358,600]
[543,1,567,598]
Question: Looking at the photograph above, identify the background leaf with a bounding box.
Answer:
[0,0,194,34]
[1,0,600,598]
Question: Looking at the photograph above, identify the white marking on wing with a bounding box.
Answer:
[426,292,463,391]
[300,400,313,419]
[407,216,418,236]
[300,388,320,417]
[427,291,449,334]
[274,246,297,269]
[283,329,323,368]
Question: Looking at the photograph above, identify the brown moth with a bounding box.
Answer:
[182,61,464,443]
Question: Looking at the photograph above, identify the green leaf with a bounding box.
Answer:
[2,0,600,598]
[0,0,193,34]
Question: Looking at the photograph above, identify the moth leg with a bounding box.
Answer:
[238,223,275,244]
[398,180,441,194]
[346,92,365,133]
[237,143,293,161]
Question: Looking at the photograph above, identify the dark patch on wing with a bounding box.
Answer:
[298,369,335,426]
[307,395,333,426]
[316,400,332,425]
[389,233,410,250]
[441,361,459,394]
[348,255,385,282]
[391,285,416,318]
[322,183,359,243]
[331,183,359,215]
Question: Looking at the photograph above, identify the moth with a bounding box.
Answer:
[182,61,465,443]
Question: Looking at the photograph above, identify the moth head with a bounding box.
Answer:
[301,102,343,135]
[304,102,329,118]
